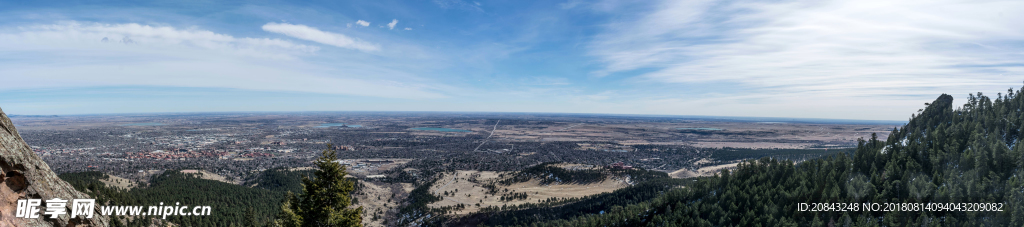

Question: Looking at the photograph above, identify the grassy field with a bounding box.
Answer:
[426,170,630,215]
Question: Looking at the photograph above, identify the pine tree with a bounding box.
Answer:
[276,191,302,227]
[274,144,363,227]
[244,207,259,227]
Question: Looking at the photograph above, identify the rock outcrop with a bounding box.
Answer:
[0,107,109,226]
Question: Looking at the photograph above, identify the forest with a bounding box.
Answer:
[59,168,357,227]
[709,147,854,163]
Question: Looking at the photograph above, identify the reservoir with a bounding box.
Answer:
[410,127,471,132]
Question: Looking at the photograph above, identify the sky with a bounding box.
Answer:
[1,0,1022,120]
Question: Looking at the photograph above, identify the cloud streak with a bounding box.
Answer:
[262,22,379,52]
[587,0,1024,119]
[1,22,321,57]
[0,21,445,99]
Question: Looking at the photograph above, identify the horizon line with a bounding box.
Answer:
[6,110,908,125]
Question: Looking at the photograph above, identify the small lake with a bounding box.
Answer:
[677,127,722,131]
[121,123,166,126]
[315,123,362,128]
[410,127,471,132]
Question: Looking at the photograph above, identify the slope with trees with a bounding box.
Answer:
[509,90,1024,226]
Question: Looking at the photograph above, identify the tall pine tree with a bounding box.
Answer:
[275,144,363,227]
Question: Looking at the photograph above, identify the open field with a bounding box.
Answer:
[350,182,406,227]
[99,174,138,190]
[337,158,413,176]
[426,170,630,215]
[181,169,239,184]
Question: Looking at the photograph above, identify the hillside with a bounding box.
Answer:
[59,167,367,226]
[390,163,680,226]
[511,91,1024,226]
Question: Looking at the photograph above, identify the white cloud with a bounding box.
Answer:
[355,20,370,27]
[262,22,379,52]
[589,0,1024,119]
[387,19,398,30]
[1,22,320,58]
[0,21,446,99]
[405,27,412,31]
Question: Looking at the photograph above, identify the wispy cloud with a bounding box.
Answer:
[1,22,321,57]
[0,21,445,99]
[387,19,398,30]
[587,0,1024,119]
[262,22,379,52]
[5,0,1020,119]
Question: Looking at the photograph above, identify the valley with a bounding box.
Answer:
[12,112,899,226]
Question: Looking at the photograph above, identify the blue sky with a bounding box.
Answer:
[1,0,1022,120]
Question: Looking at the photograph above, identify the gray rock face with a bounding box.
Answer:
[0,107,110,226]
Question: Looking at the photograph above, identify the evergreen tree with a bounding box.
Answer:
[244,207,259,227]
[276,191,302,227]
[275,144,363,227]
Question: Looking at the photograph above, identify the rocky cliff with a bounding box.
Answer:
[0,107,109,226]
